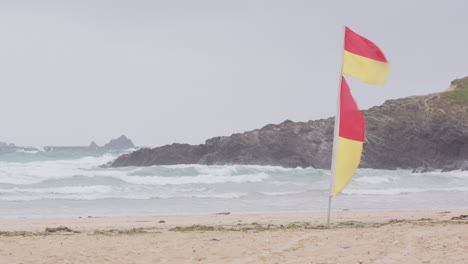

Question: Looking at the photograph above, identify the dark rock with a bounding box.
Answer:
[0,141,16,148]
[88,141,100,150]
[102,135,135,151]
[108,77,468,171]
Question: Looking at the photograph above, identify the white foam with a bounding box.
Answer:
[0,185,114,194]
[15,149,39,154]
[34,146,45,152]
[190,192,248,199]
[354,176,392,184]
[434,171,468,178]
[158,164,303,172]
[0,154,121,184]
[114,172,270,185]
[258,190,308,196]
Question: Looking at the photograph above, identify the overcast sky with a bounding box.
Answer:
[1,0,467,146]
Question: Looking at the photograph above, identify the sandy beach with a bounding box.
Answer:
[0,209,467,264]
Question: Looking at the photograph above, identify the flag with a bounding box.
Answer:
[343,27,390,86]
[332,76,365,195]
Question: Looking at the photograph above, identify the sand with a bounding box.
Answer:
[0,209,467,264]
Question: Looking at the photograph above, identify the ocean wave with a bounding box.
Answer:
[257,190,310,196]
[189,192,248,199]
[425,170,468,178]
[15,146,47,154]
[0,154,121,184]
[0,153,116,168]
[0,158,293,185]
[156,164,308,173]
[114,173,270,185]
[0,188,248,201]
[354,176,392,184]
[0,185,114,194]
[0,194,150,201]
[1,149,467,205]
[15,149,39,154]
[9,171,270,186]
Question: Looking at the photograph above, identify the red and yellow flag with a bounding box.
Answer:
[333,76,365,195]
[331,27,389,195]
[343,27,390,86]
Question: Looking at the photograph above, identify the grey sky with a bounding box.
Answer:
[1,0,467,146]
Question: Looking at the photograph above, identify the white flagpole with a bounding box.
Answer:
[327,25,346,228]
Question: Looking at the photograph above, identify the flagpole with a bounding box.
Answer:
[327,25,346,228]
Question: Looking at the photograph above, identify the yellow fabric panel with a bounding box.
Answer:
[333,137,363,195]
[343,50,390,86]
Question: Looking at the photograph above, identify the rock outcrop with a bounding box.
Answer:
[102,135,135,150]
[88,141,100,150]
[0,142,16,148]
[88,136,135,151]
[108,77,468,171]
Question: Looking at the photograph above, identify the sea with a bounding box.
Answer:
[0,147,467,219]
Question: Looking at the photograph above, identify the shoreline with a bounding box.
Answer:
[2,195,467,220]
[1,208,466,232]
[1,209,467,263]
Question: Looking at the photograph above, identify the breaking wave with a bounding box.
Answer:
[0,149,467,217]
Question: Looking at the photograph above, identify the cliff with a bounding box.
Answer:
[108,77,468,171]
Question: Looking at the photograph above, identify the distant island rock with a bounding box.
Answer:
[0,141,16,148]
[107,77,468,171]
[89,135,135,151]
[88,141,100,150]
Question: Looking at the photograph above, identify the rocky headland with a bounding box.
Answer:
[108,77,468,171]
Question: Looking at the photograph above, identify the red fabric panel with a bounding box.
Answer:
[339,76,365,142]
[345,27,388,63]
